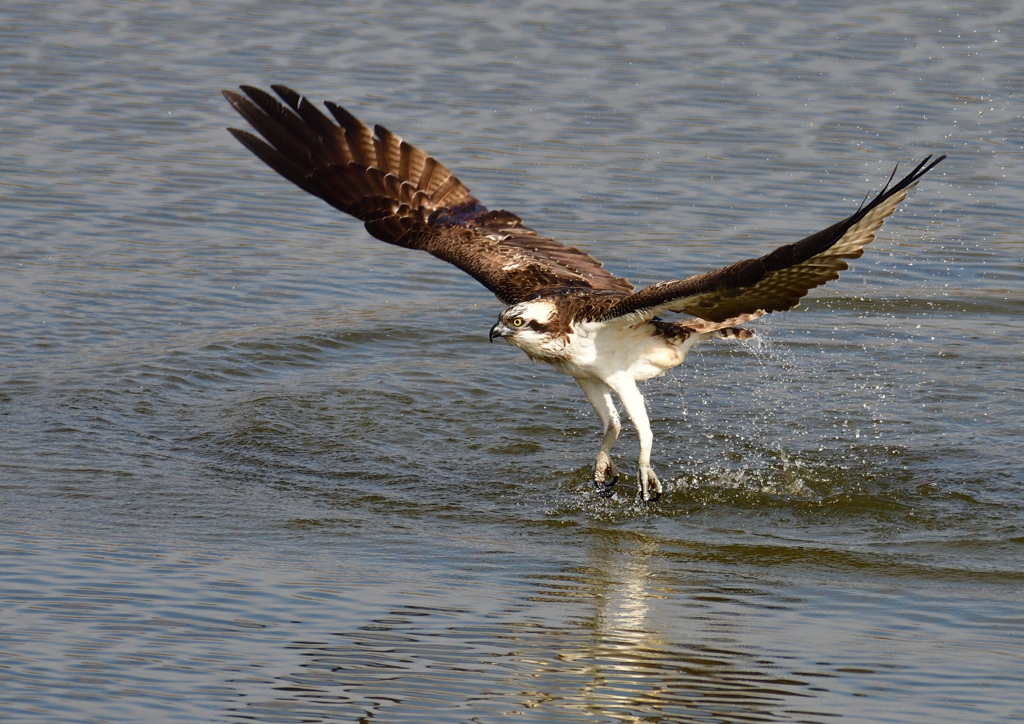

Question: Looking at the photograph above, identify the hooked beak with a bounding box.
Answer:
[489,321,511,343]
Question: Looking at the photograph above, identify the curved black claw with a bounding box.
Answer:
[643,489,662,504]
[594,470,619,498]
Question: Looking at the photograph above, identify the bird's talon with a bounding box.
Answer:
[637,466,663,503]
[594,458,619,491]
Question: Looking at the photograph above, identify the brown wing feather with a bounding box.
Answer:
[223,85,633,305]
[601,155,945,323]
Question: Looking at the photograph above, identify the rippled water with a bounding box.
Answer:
[2,0,1022,722]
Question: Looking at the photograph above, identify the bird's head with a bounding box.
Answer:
[489,299,568,359]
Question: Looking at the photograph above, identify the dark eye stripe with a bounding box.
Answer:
[525,320,545,332]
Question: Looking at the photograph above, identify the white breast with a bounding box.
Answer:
[555,319,705,382]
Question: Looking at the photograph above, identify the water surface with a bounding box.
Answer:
[1,1,1022,722]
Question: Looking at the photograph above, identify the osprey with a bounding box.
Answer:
[223,85,944,502]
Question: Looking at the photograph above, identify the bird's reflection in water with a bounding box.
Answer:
[246,536,820,722]
[541,533,816,722]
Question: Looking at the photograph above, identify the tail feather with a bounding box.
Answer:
[651,309,763,342]
[681,309,766,335]
[715,327,755,340]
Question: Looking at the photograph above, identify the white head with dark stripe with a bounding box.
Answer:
[489,299,569,359]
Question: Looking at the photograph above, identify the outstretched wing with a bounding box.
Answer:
[223,85,633,305]
[601,155,945,323]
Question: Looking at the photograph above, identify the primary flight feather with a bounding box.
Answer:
[224,84,944,501]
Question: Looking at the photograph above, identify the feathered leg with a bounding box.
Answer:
[606,375,662,502]
[576,378,621,494]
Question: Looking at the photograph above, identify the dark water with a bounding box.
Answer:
[2,1,1022,722]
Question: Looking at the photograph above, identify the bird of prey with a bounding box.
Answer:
[223,85,944,502]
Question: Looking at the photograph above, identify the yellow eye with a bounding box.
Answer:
[512,317,524,327]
